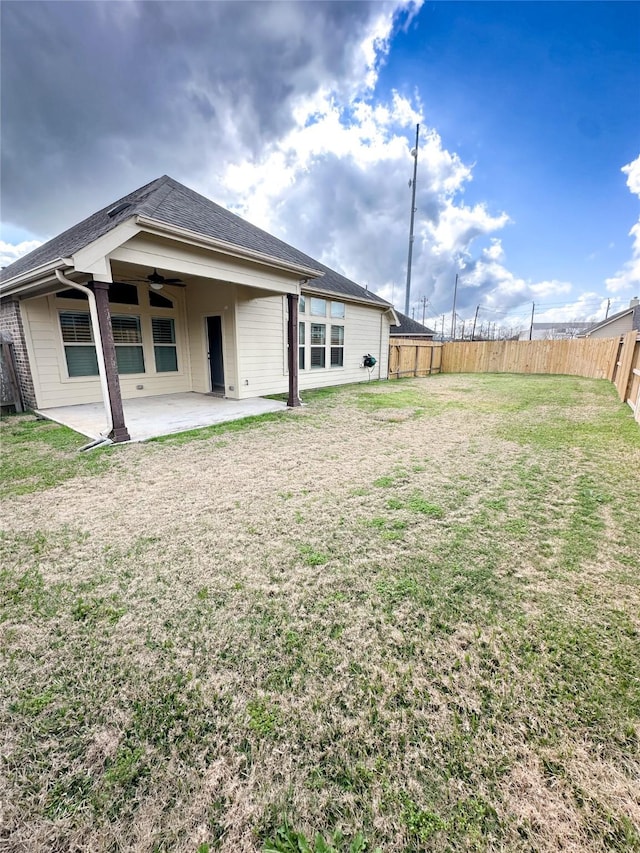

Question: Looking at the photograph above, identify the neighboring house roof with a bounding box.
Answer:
[530,322,592,332]
[518,321,592,340]
[578,302,640,337]
[390,312,435,336]
[0,175,390,308]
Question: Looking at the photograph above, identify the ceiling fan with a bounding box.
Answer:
[145,269,186,289]
[111,268,187,290]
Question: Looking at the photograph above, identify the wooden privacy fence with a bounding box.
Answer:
[0,332,24,413]
[440,337,619,379]
[613,331,640,424]
[388,334,640,424]
[388,339,442,379]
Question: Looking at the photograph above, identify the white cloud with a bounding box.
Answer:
[622,154,640,195]
[529,280,572,298]
[3,0,624,332]
[0,240,42,270]
[220,80,520,321]
[605,154,640,293]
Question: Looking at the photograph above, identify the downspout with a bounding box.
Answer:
[54,269,113,438]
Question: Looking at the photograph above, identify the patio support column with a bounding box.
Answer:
[91,281,130,442]
[287,293,301,407]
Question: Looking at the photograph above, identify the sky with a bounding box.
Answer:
[1,0,639,335]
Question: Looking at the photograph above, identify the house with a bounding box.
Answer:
[389,311,436,339]
[577,298,640,339]
[517,321,592,341]
[0,176,398,441]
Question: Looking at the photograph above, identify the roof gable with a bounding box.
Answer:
[580,305,636,335]
[1,176,389,307]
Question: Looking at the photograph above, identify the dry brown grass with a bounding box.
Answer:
[1,374,639,852]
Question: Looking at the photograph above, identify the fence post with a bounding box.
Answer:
[1,340,24,412]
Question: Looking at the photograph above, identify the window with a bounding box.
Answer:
[298,321,306,370]
[310,297,326,316]
[310,323,326,368]
[330,301,345,319]
[112,315,144,374]
[299,295,306,313]
[60,311,98,376]
[56,283,139,304]
[109,282,138,305]
[57,288,88,301]
[149,290,174,309]
[152,317,178,372]
[331,325,344,367]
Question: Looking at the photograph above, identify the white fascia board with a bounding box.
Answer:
[72,219,141,280]
[0,259,68,296]
[135,215,324,281]
[386,307,400,326]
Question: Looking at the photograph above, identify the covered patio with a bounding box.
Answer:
[37,392,288,443]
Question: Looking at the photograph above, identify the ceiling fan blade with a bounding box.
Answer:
[147,268,165,284]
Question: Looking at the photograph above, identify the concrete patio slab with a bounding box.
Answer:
[37,392,288,442]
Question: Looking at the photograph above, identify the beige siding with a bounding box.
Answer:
[21,278,392,409]
[22,288,191,408]
[235,294,391,398]
[111,234,300,294]
[185,280,239,397]
[586,313,633,339]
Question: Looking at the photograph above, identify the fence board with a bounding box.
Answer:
[1,339,24,412]
[614,331,639,404]
[388,334,639,426]
[439,337,619,380]
[388,339,442,379]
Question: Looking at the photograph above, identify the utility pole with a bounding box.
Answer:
[412,307,415,320]
[605,298,611,319]
[461,319,465,340]
[421,296,428,326]
[450,273,458,339]
[404,124,420,316]
[528,302,535,341]
[441,314,445,342]
[471,305,480,341]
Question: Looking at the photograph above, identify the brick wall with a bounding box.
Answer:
[0,299,37,409]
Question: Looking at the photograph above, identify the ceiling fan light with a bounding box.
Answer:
[149,281,164,291]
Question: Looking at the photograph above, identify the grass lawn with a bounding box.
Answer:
[1,374,639,852]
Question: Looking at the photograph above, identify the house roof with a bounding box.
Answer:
[578,303,640,336]
[0,175,389,307]
[390,311,435,336]
[529,321,592,331]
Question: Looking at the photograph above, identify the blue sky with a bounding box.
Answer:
[1,1,639,333]
[376,1,639,305]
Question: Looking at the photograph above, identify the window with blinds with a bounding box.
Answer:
[112,315,144,373]
[152,317,178,372]
[310,323,326,368]
[298,321,305,370]
[331,325,344,367]
[59,311,99,377]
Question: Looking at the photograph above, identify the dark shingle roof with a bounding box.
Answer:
[390,311,435,337]
[1,176,389,306]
